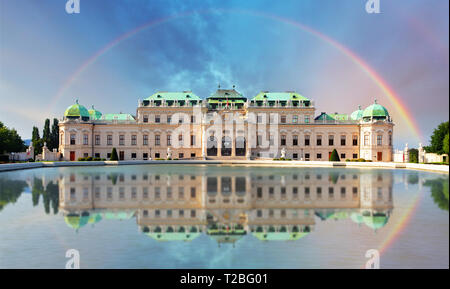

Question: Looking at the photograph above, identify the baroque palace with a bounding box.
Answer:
[59,87,394,161]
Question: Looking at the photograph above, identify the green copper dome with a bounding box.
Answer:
[362,211,389,230]
[88,105,102,120]
[64,212,90,230]
[64,100,90,120]
[362,100,389,120]
[351,105,364,120]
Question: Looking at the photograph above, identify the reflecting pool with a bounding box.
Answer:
[0,165,448,268]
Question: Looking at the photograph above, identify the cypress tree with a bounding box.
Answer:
[31,126,43,157]
[42,119,51,146]
[329,149,340,162]
[50,118,59,150]
[110,148,119,161]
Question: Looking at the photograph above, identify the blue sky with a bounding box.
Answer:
[0,0,448,147]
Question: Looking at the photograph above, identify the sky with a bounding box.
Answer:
[0,0,448,148]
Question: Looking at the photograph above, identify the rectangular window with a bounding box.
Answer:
[190,135,195,146]
[281,135,286,146]
[328,135,334,146]
[143,115,148,123]
[280,115,286,124]
[304,115,310,123]
[191,115,195,123]
[293,135,298,146]
[95,135,100,146]
[257,135,262,146]
[293,153,298,159]
[155,135,160,146]
[94,153,100,158]
[119,135,125,146]
[131,153,137,159]
[377,135,382,146]
[305,153,310,160]
[178,116,183,124]
[305,135,310,146]
[70,134,76,145]
[107,135,112,146]
[341,135,346,146]
[83,134,88,145]
[178,134,183,146]
[155,153,160,158]
[131,135,137,146]
[353,135,358,146]
[317,153,322,159]
[316,135,322,146]
[353,153,358,159]
[364,135,369,146]
[167,115,171,124]
[292,115,298,123]
[389,134,392,146]
[155,115,160,123]
[341,153,346,159]
[143,135,148,145]
[167,135,171,146]
[143,153,148,160]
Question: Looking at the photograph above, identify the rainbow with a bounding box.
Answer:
[376,185,424,262]
[50,8,423,142]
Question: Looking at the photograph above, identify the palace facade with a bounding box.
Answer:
[59,87,394,161]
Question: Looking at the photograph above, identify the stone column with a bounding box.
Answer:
[202,126,206,160]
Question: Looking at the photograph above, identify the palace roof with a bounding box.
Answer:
[145,91,201,101]
[100,113,136,121]
[210,88,245,99]
[252,91,309,102]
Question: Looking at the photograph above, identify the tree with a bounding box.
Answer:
[443,133,449,155]
[424,178,449,212]
[425,121,449,154]
[329,149,340,161]
[0,122,25,154]
[110,148,119,161]
[32,126,43,157]
[42,118,51,146]
[409,148,418,163]
[49,118,59,150]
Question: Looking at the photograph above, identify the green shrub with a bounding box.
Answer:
[93,157,101,161]
[329,149,340,161]
[86,156,93,161]
[77,157,85,161]
[110,148,119,161]
[101,158,106,161]
[28,158,35,162]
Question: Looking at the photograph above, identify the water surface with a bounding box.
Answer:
[0,165,448,268]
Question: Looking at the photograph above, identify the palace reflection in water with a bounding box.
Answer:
[57,167,394,243]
